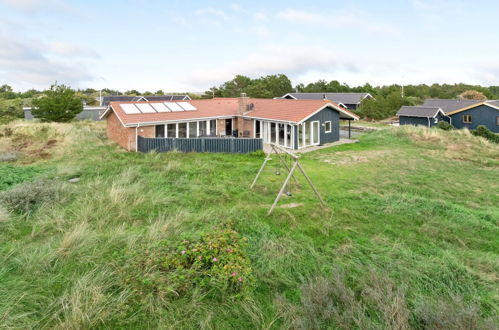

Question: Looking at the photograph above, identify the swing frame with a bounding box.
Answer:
[251,143,327,215]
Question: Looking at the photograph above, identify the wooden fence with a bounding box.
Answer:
[137,136,263,153]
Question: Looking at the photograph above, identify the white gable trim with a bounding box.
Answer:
[281,93,298,100]
[298,103,359,123]
[484,102,499,111]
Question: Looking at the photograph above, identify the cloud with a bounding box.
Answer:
[0,0,72,13]
[0,33,96,89]
[195,8,229,20]
[277,8,396,34]
[48,41,99,58]
[181,44,360,89]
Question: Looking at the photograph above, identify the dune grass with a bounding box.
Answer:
[0,121,497,329]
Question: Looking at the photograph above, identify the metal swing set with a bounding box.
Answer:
[250,143,326,215]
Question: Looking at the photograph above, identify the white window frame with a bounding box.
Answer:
[324,121,332,133]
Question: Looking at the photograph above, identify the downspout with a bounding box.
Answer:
[427,117,430,128]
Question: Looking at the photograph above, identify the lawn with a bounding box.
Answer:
[0,120,498,329]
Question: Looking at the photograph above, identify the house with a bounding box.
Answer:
[100,95,191,106]
[23,106,107,121]
[397,99,499,133]
[280,92,374,110]
[396,106,446,127]
[100,94,359,151]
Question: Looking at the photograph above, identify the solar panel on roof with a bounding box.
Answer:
[120,104,141,114]
[165,102,183,112]
[136,103,155,113]
[150,103,170,112]
[177,102,197,111]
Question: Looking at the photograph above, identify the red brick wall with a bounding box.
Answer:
[106,112,158,151]
[138,125,155,138]
[107,112,135,150]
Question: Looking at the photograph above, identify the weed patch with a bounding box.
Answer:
[0,164,46,190]
[0,179,66,213]
[124,226,253,301]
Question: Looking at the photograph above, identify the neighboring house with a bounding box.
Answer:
[100,94,359,151]
[100,95,191,106]
[23,106,107,121]
[397,99,499,133]
[280,92,374,110]
[397,106,446,127]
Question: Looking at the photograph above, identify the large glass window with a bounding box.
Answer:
[278,124,285,146]
[210,120,217,136]
[312,121,319,144]
[304,123,310,146]
[178,123,187,138]
[167,124,176,138]
[270,123,276,143]
[255,120,261,138]
[189,122,197,138]
[199,121,207,136]
[298,124,303,148]
[155,125,165,138]
[286,125,292,147]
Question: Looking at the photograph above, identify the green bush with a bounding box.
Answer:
[472,125,499,143]
[0,164,45,190]
[436,121,453,131]
[0,179,64,213]
[126,226,253,299]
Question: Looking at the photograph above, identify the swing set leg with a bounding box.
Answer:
[251,155,271,189]
[268,161,299,215]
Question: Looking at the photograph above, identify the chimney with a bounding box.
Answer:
[238,93,249,115]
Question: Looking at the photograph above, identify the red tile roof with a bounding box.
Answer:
[102,98,359,127]
[243,99,359,122]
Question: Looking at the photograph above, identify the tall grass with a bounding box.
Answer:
[0,122,497,328]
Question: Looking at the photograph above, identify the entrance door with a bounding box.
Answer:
[225,119,232,136]
[312,121,320,145]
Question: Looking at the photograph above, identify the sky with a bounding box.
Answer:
[0,0,498,92]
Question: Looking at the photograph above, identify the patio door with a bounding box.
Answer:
[311,121,320,145]
[225,119,232,136]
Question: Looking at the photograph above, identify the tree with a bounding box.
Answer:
[125,90,140,96]
[154,90,165,95]
[459,90,486,100]
[31,84,83,122]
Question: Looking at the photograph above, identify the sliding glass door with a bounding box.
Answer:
[311,121,320,145]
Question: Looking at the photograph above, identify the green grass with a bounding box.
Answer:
[0,122,497,329]
[0,164,46,190]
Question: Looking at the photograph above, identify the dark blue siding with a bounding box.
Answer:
[292,106,341,149]
[448,105,499,133]
[137,136,262,153]
[400,116,431,127]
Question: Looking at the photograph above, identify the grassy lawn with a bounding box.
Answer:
[0,121,497,329]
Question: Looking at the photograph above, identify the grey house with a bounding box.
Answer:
[397,99,499,133]
[397,106,446,127]
[281,92,374,110]
[24,106,107,121]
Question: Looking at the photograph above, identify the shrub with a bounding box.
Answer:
[0,179,65,213]
[125,226,253,299]
[437,121,453,131]
[0,164,45,190]
[415,296,498,330]
[472,125,499,143]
